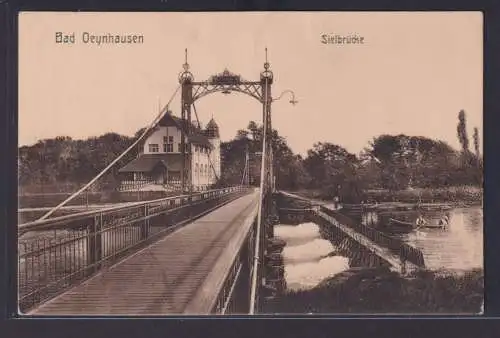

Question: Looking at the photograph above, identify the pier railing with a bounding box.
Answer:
[18,186,250,313]
[319,206,425,268]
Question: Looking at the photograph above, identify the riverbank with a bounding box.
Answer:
[293,186,482,205]
[263,267,483,314]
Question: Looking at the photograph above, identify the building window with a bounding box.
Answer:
[149,144,159,153]
[163,136,174,153]
[195,163,199,177]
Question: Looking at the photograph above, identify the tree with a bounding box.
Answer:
[365,134,463,189]
[303,142,363,203]
[366,135,412,191]
[247,121,260,141]
[236,129,249,139]
[473,127,481,161]
[217,121,308,190]
[457,110,470,154]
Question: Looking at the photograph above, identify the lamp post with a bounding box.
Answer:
[272,89,298,105]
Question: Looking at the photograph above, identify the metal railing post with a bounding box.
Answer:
[188,195,193,220]
[141,204,149,240]
[87,213,103,275]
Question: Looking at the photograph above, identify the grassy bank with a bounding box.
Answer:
[293,186,482,205]
[263,267,483,314]
[365,186,482,204]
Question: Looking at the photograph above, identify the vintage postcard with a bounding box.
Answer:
[18,11,483,316]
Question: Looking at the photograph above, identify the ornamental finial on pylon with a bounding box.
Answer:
[260,47,273,82]
[183,48,189,71]
[179,48,194,83]
[264,47,270,70]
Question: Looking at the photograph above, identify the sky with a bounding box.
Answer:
[19,12,483,156]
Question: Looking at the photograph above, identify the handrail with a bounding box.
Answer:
[18,186,243,234]
[18,185,250,313]
[319,205,426,268]
[183,192,259,314]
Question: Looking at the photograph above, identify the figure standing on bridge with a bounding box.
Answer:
[333,195,340,210]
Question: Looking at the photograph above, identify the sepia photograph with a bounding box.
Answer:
[17,11,483,316]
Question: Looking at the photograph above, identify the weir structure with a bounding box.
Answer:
[276,191,426,274]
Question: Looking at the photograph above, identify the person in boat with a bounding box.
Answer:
[438,214,450,228]
[416,215,427,228]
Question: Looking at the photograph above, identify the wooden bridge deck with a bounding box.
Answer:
[28,191,260,316]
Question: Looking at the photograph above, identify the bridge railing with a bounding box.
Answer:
[319,205,425,268]
[118,179,156,191]
[18,186,250,313]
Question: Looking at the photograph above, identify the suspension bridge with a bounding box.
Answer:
[18,49,425,316]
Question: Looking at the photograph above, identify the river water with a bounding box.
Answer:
[360,206,483,271]
[274,205,482,292]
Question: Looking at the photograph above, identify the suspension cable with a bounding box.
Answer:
[249,77,269,314]
[37,85,182,221]
[241,144,250,186]
[240,155,248,186]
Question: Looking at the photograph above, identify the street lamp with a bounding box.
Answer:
[272,89,298,105]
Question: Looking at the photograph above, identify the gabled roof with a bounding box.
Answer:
[119,154,183,173]
[143,112,213,148]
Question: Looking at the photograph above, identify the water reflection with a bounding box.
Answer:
[359,206,483,271]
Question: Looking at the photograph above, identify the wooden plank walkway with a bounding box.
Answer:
[28,191,260,316]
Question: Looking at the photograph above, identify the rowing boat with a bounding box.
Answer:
[388,218,416,233]
[419,224,446,229]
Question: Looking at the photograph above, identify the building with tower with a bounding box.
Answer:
[118,111,221,191]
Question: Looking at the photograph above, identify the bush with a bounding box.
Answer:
[365,186,483,204]
[262,267,483,314]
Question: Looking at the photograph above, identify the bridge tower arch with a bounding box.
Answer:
[178,48,274,194]
[178,49,277,312]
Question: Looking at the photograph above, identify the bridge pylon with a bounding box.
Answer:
[177,48,288,313]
